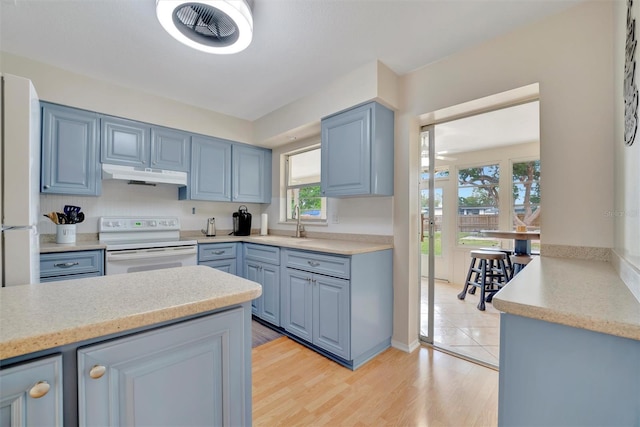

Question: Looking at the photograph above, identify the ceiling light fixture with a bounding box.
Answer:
[156,0,253,54]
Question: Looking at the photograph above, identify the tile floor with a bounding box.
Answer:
[420,278,501,367]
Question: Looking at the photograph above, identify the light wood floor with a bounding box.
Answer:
[252,337,498,426]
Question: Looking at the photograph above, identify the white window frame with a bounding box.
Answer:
[284,146,327,223]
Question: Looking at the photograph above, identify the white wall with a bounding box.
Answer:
[39,181,263,236]
[393,1,614,348]
[0,53,253,143]
[613,1,640,300]
[263,136,394,237]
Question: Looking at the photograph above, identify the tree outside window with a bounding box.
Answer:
[512,160,541,229]
[457,164,500,246]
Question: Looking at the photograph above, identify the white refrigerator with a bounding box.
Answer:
[1,74,41,286]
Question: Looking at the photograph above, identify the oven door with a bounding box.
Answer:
[106,245,198,275]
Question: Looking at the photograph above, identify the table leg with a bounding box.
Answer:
[514,239,531,255]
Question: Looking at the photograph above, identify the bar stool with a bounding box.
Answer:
[458,250,510,311]
[511,254,533,276]
[480,247,513,279]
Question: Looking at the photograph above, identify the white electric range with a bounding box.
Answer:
[99,216,197,275]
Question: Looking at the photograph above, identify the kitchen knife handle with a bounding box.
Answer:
[54,262,79,268]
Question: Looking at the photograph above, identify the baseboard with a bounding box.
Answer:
[391,339,420,353]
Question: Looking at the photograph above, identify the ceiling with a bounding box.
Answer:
[434,100,540,157]
[1,0,581,124]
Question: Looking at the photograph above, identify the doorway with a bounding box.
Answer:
[419,98,540,368]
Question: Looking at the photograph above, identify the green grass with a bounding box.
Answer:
[421,232,540,255]
[421,232,442,256]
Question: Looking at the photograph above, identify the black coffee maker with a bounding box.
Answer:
[232,205,252,236]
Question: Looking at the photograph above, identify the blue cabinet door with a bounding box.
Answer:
[245,260,280,326]
[181,135,232,201]
[0,355,63,426]
[314,275,350,359]
[321,101,394,197]
[246,262,261,316]
[41,103,101,196]
[199,259,237,275]
[282,268,313,342]
[259,263,280,325]
[150,126,190,172]
[232,144,272,203]
[101,116,149,167]
[78,308,247,426]
[321,105,371,196]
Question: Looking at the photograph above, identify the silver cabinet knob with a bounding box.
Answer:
[89,365,106,379]
[29,381,50,399]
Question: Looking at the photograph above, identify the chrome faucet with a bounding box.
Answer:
[294,205,305,238]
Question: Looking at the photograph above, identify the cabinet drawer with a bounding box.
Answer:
[198,243,237,261]
[283,249,350,279]
[40,250,104,278]
[243,243,280,265]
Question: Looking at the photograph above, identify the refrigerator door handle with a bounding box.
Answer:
[1,225,37,232]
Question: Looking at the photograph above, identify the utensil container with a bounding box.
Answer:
[56,224,76,244]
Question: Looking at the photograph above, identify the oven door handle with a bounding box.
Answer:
[107,246,197,261]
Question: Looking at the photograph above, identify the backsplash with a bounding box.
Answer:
[39,180,263,235]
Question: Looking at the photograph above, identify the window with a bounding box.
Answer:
[285,147,326,221]
[457,164,500,246]
[512,160,541,230]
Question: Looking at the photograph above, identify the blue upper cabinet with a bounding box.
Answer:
[41,102,101,196]
[321,101,394,197]
[150,126,190,172]
[232,144,272,203]
[180,135,231,201]
[101,116,148,167]
[102,117,190,172]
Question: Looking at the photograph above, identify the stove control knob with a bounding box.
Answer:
[149,220,157,227]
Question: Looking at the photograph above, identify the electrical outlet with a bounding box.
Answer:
[192,207,196,214]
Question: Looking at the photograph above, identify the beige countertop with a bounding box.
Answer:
[0,266,262,360]
[40,233,393,255]
[40,239,106,253]
[197,234,393,255]
[493,256,640,341]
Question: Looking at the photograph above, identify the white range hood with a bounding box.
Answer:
[102,164,188,186]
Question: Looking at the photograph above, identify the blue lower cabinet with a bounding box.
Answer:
[281,248,392,369]
[245,259,280,326]
[0,355,63,426]
[198,243,238,275]
[283,268,350,360]
[314,275,350,359]
[40,250,104,282]
[281,268,313,342]
[498,313,640,426]
[78,308,248,426]
[244,244,280,326]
